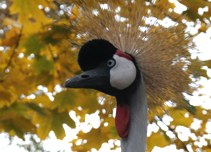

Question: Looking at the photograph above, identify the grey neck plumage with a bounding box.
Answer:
[118,74,148,152]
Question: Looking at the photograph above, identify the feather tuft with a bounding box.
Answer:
[72,0,195,109]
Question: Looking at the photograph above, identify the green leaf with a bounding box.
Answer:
[33,108,75,140]
[203,60,211,68]
[0,103,36,138]
[26,102,47,116]
[54,90,76,112]
[0,103,29,120]
[183,99,196,114]
[2,117,36,139]
[0,90,14,105]
[52,113,66,139]
[51,110,75,139]
[189,58,208,78]
[24,35,44,55]
[33,57,54,73]
[43,25,72,45]
[35,113,52,139]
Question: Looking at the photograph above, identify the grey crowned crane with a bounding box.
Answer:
[64,39,147,152]
[64,1,193,151]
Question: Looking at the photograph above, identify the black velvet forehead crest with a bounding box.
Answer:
[78,39,117,71]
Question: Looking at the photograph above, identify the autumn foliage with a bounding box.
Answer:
[0,0,211,151]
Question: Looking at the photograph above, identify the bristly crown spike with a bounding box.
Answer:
[73,0,194,109]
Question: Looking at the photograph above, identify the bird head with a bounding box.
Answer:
[64,39,140,138]
[64,39,139,96]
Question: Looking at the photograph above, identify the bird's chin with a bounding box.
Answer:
[95,87,121,96]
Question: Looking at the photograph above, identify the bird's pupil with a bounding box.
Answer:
[107,59,115,67]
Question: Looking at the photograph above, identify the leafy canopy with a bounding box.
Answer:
[0,0,211,151]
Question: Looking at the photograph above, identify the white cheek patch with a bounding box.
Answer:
[110,55,136,90]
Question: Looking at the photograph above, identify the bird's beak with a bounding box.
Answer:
[64,66,110,89]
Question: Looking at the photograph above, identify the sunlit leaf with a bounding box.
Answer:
[147,132,170,151]
[10,0,52,33]
[170,109,193,127]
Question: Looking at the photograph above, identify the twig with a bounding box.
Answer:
[0,27,23,82]
[155,116,189,151]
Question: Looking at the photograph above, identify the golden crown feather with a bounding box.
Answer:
[71,0,195,110]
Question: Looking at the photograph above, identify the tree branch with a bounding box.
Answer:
[0,27,23,82]
[155,116,189,151]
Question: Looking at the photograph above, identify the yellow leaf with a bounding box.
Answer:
[147,132,170,151]
[10,0,52,33]
[72,128,107,151]
[0,86,16,107]
[33,95,53,109]
[203,146,211,151]
[70,5,79,20]
[170,109,193,127]
[3,18,21,28]
[194,107,211,121]
[1,28,20,46]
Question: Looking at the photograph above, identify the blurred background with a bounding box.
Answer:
[0,0,211,151]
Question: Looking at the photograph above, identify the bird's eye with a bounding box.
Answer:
[107,59,116,68]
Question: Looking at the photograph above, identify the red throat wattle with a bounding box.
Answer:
[115,104,130,138]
